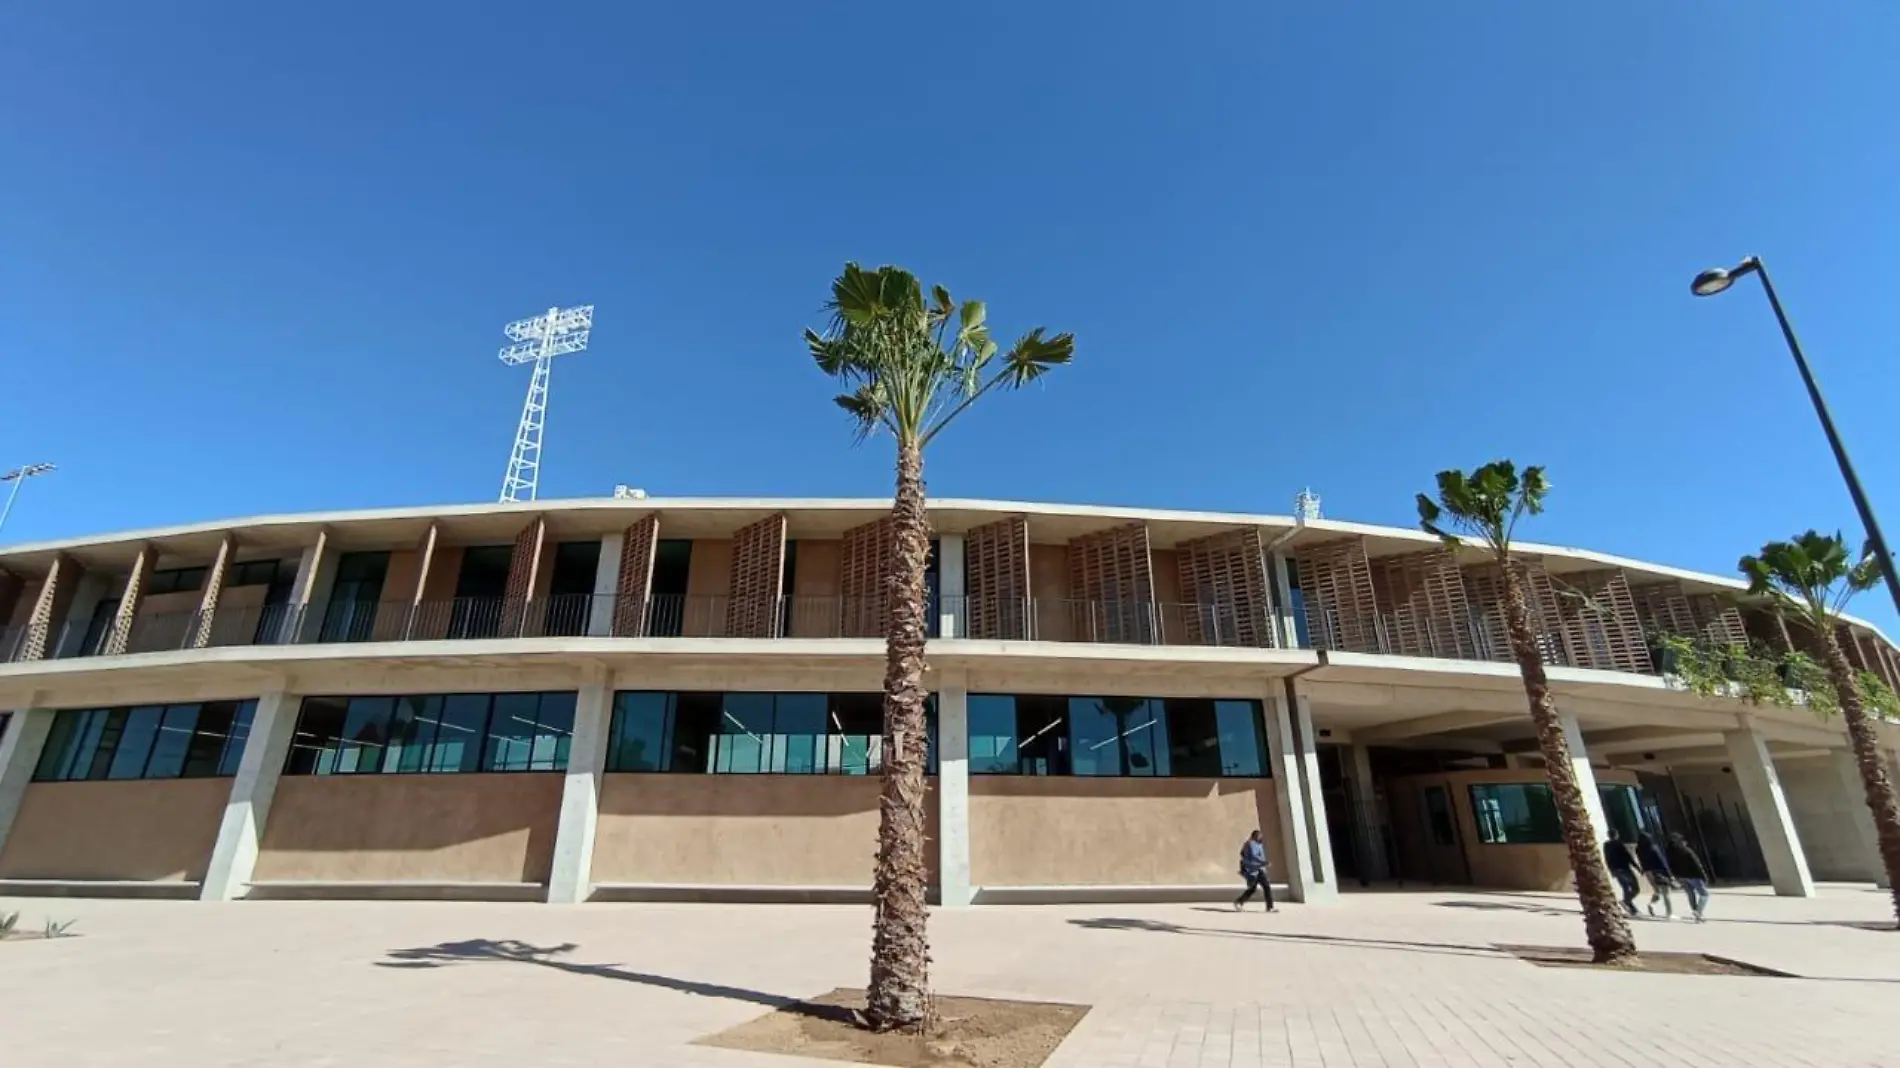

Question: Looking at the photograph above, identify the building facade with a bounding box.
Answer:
[0,497,1896,905]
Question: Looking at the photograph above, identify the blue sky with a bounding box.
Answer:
[3,5,1898,627]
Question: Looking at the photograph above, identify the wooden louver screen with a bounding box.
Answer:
[965,516,1030,639]
[1176,528,1275,648]
[1460,558,1567,665]
[1293,537,1380,653]
[1068,523,1155,643]
[840,517,895,638]
[1633,580,1748,650]
[1553,569,1653,674]
[614,514,660,637]
[502,516,547,636]
[726,513,788,638]
[1369,549,1476,659]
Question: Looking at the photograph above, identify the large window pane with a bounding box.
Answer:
[969,695,1018,774]
[669,692,721,772]
[714,693,772,774]
[429,695,491,772]
[1162,698,1223,777]
[529,692,575,771]
[218,701,256,777]
[1070,698,1164,777]
[484,693,541,771]
[1016,696,1069,776]
[142,704,201,779]
[383,695,440,773]
[34,709,93,781]
[287,697,347,775]
[183,702,237,777]
[336,697,394,774]
[106,707,164,780]
[1470,783,1563,844]
[771,693,826,774]
[1215,700,1268,777]
[609,692,672,772]
[828,693,883,775]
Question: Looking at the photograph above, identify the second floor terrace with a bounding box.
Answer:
[3,497,1896,694]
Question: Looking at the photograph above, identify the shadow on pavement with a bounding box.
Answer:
[1440,893,1900,932]
[376,938,819,1013]
[1073,915,1506,959]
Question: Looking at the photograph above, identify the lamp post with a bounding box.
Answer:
[1692,257,1900,617]
[0,463,55,541]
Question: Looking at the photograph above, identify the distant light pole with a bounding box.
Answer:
[1692,257,1900,617]
[0,463,55,541]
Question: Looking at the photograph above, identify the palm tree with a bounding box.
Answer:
[1417,461,1637,965]
[807,262,1074,1030]
[1741,531,1900,926]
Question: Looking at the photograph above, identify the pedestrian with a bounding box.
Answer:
[1665,831,1710,923]
[1603,829,1641,916]
[1635,830,1675,919]
[1234,829,1276,913]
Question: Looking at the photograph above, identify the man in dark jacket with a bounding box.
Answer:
[1234,830,1275,913]
[1666,831,1710,922]
[1603,830,1641,916]
[1635,831,1674,919]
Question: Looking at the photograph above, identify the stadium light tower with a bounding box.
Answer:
[0,462,56,540]
[496,304,593,503]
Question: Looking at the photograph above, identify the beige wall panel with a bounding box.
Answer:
[421,546,464,602]
[788,539,843,637]
[592,775,939,886]
[1029,544,1072,641]
[0,779,230,882]
[254,774,562,884]
[969,777,1285,886]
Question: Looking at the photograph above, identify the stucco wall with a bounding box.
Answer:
[1777,754,1878,882]
[1386,768,1639,892]
[592,775,939,886]
[1029,544,1072,640]
[684,539,734,636]
[789,539,842,637]
[0,778,230,882]
[969,776,1285,887]
[253,774,562,884]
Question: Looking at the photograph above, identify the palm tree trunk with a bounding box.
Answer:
[1819,631,1900,927]
[1498,560,1638,964]
[866,438,933,1030]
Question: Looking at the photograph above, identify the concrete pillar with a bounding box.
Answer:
[1724,726,1816,898]
[1288,690,1338,901]
[547,679,612,903]
[1263,690,1321,902]
[587,532,624,638]
[0,704,53,859]
[1348,741,1390,880]
[200,690,299,901]
[937,534,966,639]
[936,680,972,905]
[1832,747,1888,888]
[284,531,335,643]
[1558,712,1610,844]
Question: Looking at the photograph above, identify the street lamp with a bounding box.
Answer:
[1692,257,1900,617]
[0,463,55,541]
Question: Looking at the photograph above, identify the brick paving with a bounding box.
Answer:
[2,884,1896,1066]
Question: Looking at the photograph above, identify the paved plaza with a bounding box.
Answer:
[3,885,1897,1067]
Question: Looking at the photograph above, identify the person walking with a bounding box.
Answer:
[1234,829,1276,913]
[1665,831,1710,923]
[1635,830,1675,919]
[1603,830,1641,916]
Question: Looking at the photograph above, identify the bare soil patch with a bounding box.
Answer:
[696,987,1090,1068]
[1497,945,1792,977]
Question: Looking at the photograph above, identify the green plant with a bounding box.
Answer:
[1653,633,1793,708]
[0,911,17,936]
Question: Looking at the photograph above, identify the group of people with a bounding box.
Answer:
[1231,825,1713,922]
[1603,828,1710,922]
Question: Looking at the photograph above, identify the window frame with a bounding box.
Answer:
[281,691,578,777]
[1468,781,1565,845]
[31,700,259,783]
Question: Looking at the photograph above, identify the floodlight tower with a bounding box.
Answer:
[497,304,593,503]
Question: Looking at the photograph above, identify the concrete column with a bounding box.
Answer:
[1347,741,1390,880]
[1832,747,1888,888]
[936,680,972,906]
[1287,691,1338,901]
[200,690,299,901]
[547,679,612,904]
[1724,725,1816,898]
[1559,711,1610,843]
[0,705,53,859]
[937,534,965,639]
[1263,690,1320,902]
[587,533,624,637]
[285,531,335,642]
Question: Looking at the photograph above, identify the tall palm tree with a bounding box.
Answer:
[1417,461,1637,965]
[1741,531,1900,926]
[808,262,1073,1030]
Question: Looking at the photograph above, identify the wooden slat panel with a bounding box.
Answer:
[1838,625,1874,673]
[614,515,660,637]
[1293,537,1380,653]
[1630,581,1697,639]
[1067,523,1154,643]
[102,545,154,656]
[1177,528,1275,647]
[1460,559,1568,665]
[1554,569,1653,674]
[726,513,787,638]
[189,535,236,649]
[1687,593,1749,647]
[503,517,547,637]
[1369,549,1476,659]
[966,516,1030,639]
[840,517,895,638]
[21,554,84,661]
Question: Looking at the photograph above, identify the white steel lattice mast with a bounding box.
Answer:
[497,304,593,503]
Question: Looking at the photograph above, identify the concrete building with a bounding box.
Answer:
[0,497,1895,905]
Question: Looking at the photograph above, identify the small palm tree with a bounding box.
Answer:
[808,262,1073,1030]
[1417,461,1637,964]
[1741,531,1900,926]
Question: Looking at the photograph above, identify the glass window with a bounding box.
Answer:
[218,701,255,777]
[969,695,1018,774]
[1425,786,1457,846]
[31,701,259,782]
[483,693,541,771]
[429,695,491,773]
[828,693,883,775]
[281,691,576,775]
[336,697,394,774]
[528,692,575,771]
[1069,697,1166,777]
[1598,783,1650,843]
[106,707,164,779]
[608,692,672,771]
[382,695,439,774]
[770,693,826,774]
[713,693,772,774]
[183,702,236,777]
[142,704,201,779]
[668,692,721,772]
[287,696,348,775]
[1470,782,1564,844]
[605,690,929,775]
[1016,696,1069,776]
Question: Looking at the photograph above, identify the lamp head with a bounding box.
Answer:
[1691,268,1736,297]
